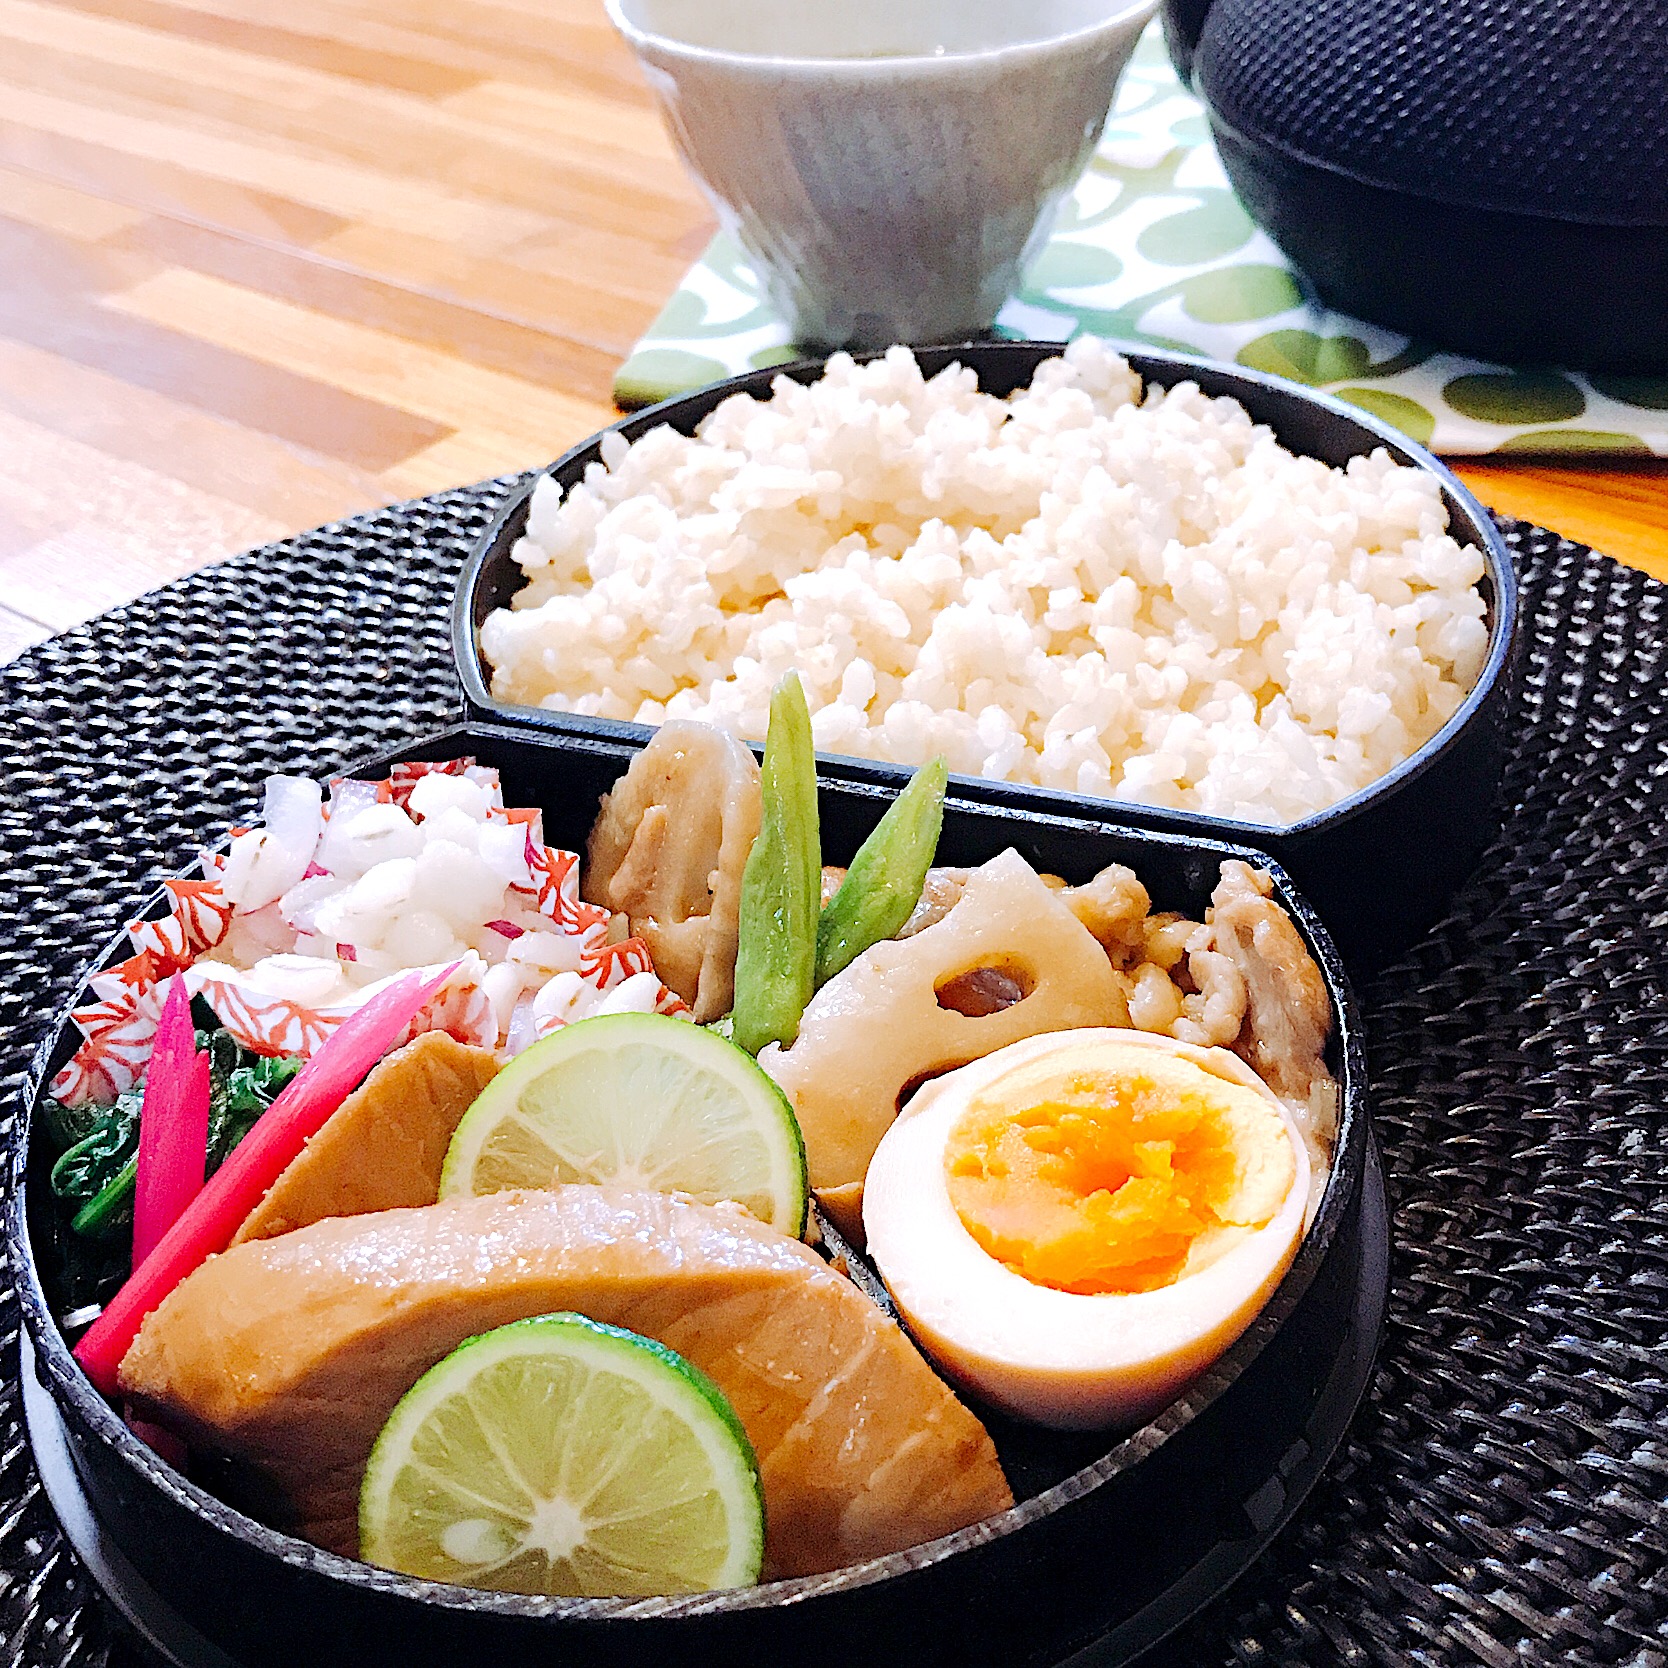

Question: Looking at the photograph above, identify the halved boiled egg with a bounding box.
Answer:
[862,1027,1310,1429]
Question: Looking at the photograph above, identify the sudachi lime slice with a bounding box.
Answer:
[359,1313,764,1596]
[439,1012,808,1237]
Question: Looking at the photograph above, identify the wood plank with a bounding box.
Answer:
[53,0,481,98]
[0,216,450,471]
[0,82,549,249]
[438,80,673,159]
[0,336,386,528]
[110,215,623,399]
[0,522,215,628]
[0,122,349,244]
[294,0,647,98]
[0,198,157,296]
[1454,461,1668,580]
[505,220,714,303]
[0,0,678,190]
[0,4,328,116]
[0,486,68,560]
[0,26,697,241]
[105,0,658,99]
[377,430,564,499]
[308,223,676,354]
[0,161,148,240]
[31,0,666,150]
[106,266,613,450]
[0,406,285,628]
[0,604,54,665]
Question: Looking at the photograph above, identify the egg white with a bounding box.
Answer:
[862,1028,1311,1430]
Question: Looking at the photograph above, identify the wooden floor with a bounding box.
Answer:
[0,0,1664,662]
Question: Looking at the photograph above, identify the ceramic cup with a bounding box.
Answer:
[606,0,1158,349]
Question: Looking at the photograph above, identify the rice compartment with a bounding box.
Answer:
[481,340,1490,827]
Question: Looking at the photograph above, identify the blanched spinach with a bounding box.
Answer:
[50,1086,144,1240]
[210,1043,304,1169]
[40,1028,303,1311]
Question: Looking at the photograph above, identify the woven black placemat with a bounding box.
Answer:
[1,494,1664,1668]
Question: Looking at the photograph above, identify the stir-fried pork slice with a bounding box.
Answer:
[230,1033,498,1246]
[840,861,1149,956]
[1058,864,1151,961]
[1176,934,1249,1049]
[1208,860,1338,1199]
[584,722,761,1021]
[896,867,971,937]
[120,1187,1012,1578]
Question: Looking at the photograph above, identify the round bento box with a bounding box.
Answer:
[454,341,1519,974]
[10,723,1386,1668]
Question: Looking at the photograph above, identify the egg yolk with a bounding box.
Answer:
[943,1047,1296,1295]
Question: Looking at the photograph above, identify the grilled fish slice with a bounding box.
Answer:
[120,1186,1013,1578]
[230,1032,499,1246]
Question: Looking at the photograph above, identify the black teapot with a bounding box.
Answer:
[1162,0,1668,372]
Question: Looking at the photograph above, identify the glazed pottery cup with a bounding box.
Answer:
[606,0,1158,349]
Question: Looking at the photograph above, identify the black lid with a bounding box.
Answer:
[1192,0,1668,225]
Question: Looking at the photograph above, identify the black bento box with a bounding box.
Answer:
[9,722,1385,1668]
[454,342,1519,974]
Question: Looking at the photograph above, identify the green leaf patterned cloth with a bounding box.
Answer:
[615,23,1668,458]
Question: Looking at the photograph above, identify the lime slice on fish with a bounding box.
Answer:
[360,1313,764,1596]
[439,1012,808,1237]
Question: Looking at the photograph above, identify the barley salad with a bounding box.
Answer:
[480,339,1490,826]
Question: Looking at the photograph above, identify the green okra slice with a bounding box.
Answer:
[730,674,821,1054]
[814,755,947,988]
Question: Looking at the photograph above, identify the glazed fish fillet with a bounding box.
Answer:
[231,1032,499,1245]
[119,1187,1013,1578]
